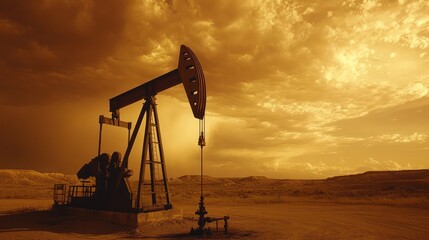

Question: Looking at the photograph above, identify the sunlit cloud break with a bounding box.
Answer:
[0,0,428,179]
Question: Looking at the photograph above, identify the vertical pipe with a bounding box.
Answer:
[201,145,203,197]
[126,127,131,168]
[199,119,205,198]
[98,118,103,156]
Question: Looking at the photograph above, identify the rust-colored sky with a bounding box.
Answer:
[1,0,428,178]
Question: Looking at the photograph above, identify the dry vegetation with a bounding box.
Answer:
[1,169,429,239]
[169,170,429,207]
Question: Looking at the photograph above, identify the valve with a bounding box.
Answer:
[198,132,206,147]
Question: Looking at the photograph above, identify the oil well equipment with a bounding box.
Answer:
[53,45,205,218]
[53,45,228,233]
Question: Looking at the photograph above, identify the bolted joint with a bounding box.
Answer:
[198,132,206,147]
[111,110,120,125]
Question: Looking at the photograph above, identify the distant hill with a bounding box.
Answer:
[0,169,78,185]
[326,169,429,183]
[321,169,429,197]
[171,175,235,185]
[1,169,428,203]
[2,169,428,186]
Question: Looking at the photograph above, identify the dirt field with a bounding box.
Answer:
[1,169,429,239]
[1,199,429,239]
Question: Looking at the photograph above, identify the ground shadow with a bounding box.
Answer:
[123,231,255,239]
[0,210,256,239]
[0,209,132,235]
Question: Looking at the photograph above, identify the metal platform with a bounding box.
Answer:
[52,204,182,227]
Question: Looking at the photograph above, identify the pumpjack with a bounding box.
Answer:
[56,45,206,213]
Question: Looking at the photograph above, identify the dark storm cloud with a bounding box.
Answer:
[1,0,428,178]
[0,0,131,105]
[0,0,129,69]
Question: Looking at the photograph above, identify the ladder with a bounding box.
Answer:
[136,97,171,210]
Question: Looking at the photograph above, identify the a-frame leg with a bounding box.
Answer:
[152,98,171,207]
[136,96,171,211]
[135,100,151,209]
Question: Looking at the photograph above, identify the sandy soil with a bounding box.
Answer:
[0,199,429,239]
[195,203,429,239]
[0,169,429,239]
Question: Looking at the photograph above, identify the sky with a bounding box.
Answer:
[0,0,429,179]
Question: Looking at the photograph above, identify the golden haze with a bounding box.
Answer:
[0,0,428,178]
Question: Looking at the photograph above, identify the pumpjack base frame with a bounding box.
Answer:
[52,204,182,227]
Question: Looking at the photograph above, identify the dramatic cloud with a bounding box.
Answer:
[1,0,428,178]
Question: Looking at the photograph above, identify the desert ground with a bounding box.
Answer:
[0,169,429,239]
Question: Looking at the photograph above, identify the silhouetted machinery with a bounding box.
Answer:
[68,45,206,213]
